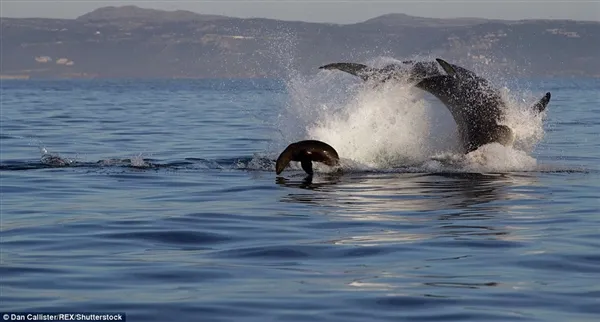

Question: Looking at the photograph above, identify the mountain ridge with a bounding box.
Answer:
[2,5,599,79]
[75,5,230,22]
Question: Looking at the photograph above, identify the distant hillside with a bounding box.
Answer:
[76,5,229,22]
[360,13,508,28]
[1,5,599,79]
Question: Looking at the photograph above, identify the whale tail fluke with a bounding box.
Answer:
[531,92,551,113]
[276,140,340,175]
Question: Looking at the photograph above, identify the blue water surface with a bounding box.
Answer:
[1,77,599,322]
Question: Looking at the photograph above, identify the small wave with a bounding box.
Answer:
[1,152,592,175]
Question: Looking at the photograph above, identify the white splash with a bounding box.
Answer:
[130,153,152,168]
[273,57,547,173]
[500,87,547,153]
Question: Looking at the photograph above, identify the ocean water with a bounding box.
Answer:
[1,69,599,321]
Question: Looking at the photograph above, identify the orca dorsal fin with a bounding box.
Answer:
[436,58,458,77]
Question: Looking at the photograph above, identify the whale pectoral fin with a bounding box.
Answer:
[435,58,458,77]
[319,62,369,74]
[319,63,373,81]
[276,140,340,175]
[531,92,551,113]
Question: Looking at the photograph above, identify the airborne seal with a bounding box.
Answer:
[275,140,340,175]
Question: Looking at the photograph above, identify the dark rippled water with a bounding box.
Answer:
[2,77,599,322]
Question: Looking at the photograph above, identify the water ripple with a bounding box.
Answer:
[1,78,598,322]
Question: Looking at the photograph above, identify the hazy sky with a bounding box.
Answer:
[2,0,599,23]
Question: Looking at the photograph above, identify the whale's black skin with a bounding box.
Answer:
[319,58,552,153]
[276,140,340,175]
[418,59,550,152]
[319,60,475,84]
[532,92,551,113]
[415,73,510,152]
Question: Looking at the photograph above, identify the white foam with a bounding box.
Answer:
[464,143,538,172]
[273,57,547,173]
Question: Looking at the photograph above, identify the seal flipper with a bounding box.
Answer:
[531,92,551,113]
[319,63,375,81]
[300,159,313,176]
[275,140,340,175]
[275,144,295,175]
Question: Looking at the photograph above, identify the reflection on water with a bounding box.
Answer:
[277,172,543,246]
[277,171,540,211]
[276,173,343,191]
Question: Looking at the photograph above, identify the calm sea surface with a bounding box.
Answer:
[1,76,599,322]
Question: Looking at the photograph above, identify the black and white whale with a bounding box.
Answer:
[319,58,551,153]
[276,140,340,176]
[319,60,447,84]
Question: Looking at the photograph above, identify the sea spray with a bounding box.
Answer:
[272,56,547,173]
[307,82,458,167]
[500,87,547,153]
